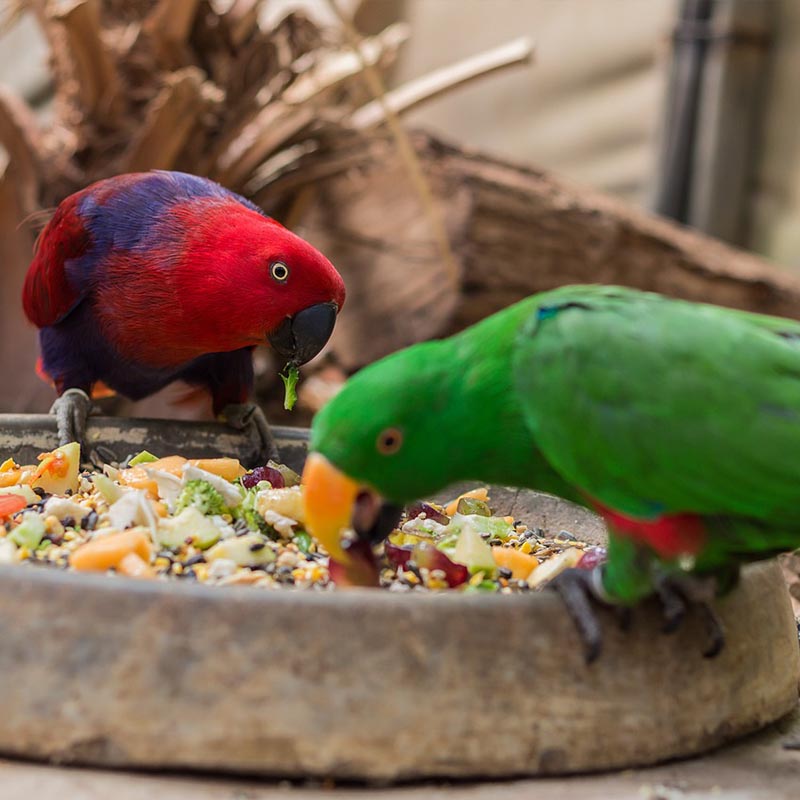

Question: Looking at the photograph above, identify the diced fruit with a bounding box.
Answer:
[445,488,489,516]
[527,547,585,588]
[1,485,37,505]
[255,485,304,524]
[0,470,24,488]
[70,528,152,571]
[190,458,244,481]
[117,552,156,579]
[30,442,80,495]
[128,450,158,466]
[384,541,412,568]
[93,473,124,504]
[157,507,220,550]
[405,501,449,525]
[456,497,491,516]
[206,534,276,567]
[491,546,539,580]
[413,543,469,587]
[242,465,284,489]
[327,540,379,587]
[268,461,301,487]
[578,546,607,570]
[9,512,46,549]
[452,512,515,542]
[452,520,496,574]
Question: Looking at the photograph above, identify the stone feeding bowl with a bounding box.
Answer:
[0,414,797,781]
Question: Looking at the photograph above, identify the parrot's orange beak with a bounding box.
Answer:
[301,453,401,587]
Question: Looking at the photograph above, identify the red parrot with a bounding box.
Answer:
[22,171,345,460]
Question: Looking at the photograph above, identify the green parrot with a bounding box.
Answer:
[302,285,800,660]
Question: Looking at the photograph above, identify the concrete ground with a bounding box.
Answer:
[1,705,797,800]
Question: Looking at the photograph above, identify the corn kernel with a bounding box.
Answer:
[17,547,30,560]
[403,570,420,585]
[194,564,209,582]
[520,540,533,555]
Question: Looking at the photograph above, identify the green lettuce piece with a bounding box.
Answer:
[280,363,299,411]
[128,450,158,466]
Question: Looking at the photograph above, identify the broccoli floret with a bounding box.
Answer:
[234,484,279,539]
[175,479,230,516]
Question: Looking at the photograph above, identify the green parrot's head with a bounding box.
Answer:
[301,306,530,585]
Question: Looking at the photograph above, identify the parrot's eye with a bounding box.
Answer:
[270,261,290,283]
[376,427,403,455]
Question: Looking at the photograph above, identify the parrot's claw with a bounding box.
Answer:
[50,389,97,458]
[222,403,279,465]
[549,567,614,664]
[653,572,725,657]
[551,567,726,663]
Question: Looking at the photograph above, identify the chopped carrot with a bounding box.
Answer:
[445,488,490,517]
[117,552,156,579]
[70,528,152,572]
[491,546,540,580]
[0,494,27,520]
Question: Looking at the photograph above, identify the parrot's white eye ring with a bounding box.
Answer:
[270,261,290,283]
[376,427,403,455]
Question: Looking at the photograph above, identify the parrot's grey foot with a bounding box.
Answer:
[50,389,96,457]
[549,567,614,664]
[222,402,279,465]
[653,573,725,658]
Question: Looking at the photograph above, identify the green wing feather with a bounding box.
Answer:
[513,286,800,539]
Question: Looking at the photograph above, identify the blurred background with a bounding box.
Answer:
[1,0,799,422]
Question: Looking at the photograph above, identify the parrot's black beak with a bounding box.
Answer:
[268,302,338,366]
[352,491,403,545]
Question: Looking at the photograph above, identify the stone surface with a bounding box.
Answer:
[0,559,795,780]
[0,706,798,799]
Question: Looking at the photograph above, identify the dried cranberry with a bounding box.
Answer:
[242,466,285,489]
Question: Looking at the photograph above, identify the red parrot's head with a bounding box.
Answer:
[168,195,346,366]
